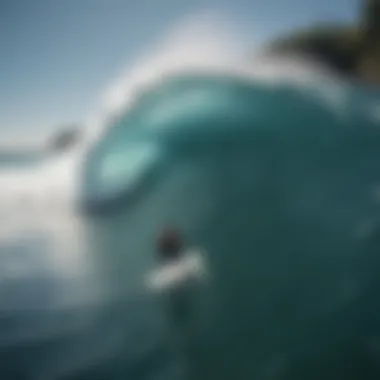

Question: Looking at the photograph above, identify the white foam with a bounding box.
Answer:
[83,10,346,151]
[0,10,347,222]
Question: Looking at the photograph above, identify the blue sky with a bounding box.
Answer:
[0,0,358,136]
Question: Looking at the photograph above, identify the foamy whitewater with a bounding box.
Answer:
[0,10,369,255]
[0,11,351,215]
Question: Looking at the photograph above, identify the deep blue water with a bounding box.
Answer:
[3,76,380,379]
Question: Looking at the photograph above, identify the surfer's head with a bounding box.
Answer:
[156,227,183,261]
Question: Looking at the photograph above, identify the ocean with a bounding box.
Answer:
[3,14,380,380]
[1,75,380,380]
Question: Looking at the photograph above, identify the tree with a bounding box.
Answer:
[362,0,380,40]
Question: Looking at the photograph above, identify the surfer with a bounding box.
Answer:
[154,227,199,336]
[146,226,206,291]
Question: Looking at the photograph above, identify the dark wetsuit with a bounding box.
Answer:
[156,228,183,264]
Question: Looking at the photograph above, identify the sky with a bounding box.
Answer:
[0,0,359,138]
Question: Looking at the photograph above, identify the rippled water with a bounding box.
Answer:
[0,206,210,380]
[4,91,380,379]
[3,63,380,380]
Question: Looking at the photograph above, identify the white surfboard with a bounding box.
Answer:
[145,248,207,291]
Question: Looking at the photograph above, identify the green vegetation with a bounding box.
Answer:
[266,0,380,84]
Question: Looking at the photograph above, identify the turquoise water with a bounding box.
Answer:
[3,75,380,379]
